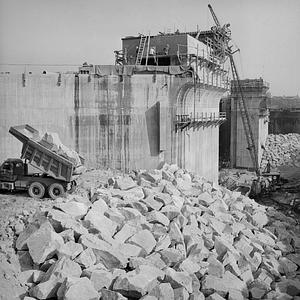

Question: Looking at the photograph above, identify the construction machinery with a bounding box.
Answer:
[0,125,83,199]
[207,4,260,177]
[208,4,281,195]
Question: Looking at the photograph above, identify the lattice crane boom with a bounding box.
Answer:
[208,4,221,27]
[208,4,260,176]
[229,55,260,176]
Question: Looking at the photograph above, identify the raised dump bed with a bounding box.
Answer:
[9,125,74,182]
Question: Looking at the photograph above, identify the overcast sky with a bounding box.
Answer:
[0,0,299,96]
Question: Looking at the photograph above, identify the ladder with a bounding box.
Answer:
[135,35,148,65]
[229,55,260,176]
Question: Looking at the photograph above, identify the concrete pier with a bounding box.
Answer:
[229,79,270,169]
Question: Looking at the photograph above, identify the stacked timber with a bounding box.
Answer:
[15,165,300,299]
[261,133,300,169]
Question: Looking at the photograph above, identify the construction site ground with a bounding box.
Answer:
[0,169,119,299]
[219,166,300,215]
[0,165,299,299]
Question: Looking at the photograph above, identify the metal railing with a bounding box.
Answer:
[175,112,226,131]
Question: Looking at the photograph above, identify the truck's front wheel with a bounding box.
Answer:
[48,183,65,200]
[28,182,45,199]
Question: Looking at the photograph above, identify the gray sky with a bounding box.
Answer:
[0,0,299,96]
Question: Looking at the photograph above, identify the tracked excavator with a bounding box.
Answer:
[207,4,280,197]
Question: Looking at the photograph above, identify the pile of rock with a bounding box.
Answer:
[261,134,300,169]
[15,164,300,299]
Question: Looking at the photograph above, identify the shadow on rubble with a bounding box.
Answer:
[0,189,29,198]
[0,189,53,201]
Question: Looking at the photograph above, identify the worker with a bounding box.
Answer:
[251,179,261,196]
[149,47,156,56]
[163,44,170,55]
[268,176,275,191]
[264,178,270,193]
[266,160,271,173]
[260,179,268,194]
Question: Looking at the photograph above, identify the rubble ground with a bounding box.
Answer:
[218,169,256,191]
[261,133,300,170]
[0,165,300,300]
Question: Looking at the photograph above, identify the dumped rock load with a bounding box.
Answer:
[15,164,300,299]
[39,132,83,167]
[261,133,300,169]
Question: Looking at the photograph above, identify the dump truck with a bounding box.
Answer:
[0,125,83,199]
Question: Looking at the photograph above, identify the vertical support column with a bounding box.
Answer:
[74,74,80,153]
[230,79,270,169]
[230,96,237,168]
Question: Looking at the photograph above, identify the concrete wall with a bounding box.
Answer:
[122,34,216,67]
[76,73,169,171]
[258,115,269,160]
[187,35,208,59]
[175,85,224,182]
[0,73,75,160]
[123,34,188,58]
[219,97,231,163]
[0,71,226,182]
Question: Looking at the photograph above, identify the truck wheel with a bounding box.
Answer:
[48,183,65,199]
[69,180,77,193]
[28,182,45,199]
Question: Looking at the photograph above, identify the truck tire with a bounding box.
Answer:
[69,180,77,193]
[48,183,65,199]
[28,182,45,199]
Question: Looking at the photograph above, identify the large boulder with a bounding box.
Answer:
[75,247,96,268]
[16,222,40,250]
[47,209,88,238]
[84,208,118,237]
[148,283,174,299]
[114,176,137,190]
[113,265,164,298]
[127,230,156,255]
[29,277,61,299]
[164,267,193,293]
[54,201,89,220]
[57,241,83,259]
[100,288,127,300]
[90,269,113,291]
[57,277,99,300]
[27,222,64,264]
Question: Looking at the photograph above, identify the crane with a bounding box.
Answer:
[208,4,261,176]
[229,56,260,175]
[208,4,221,27]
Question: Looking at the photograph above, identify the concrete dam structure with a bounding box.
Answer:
[0,30,230,183]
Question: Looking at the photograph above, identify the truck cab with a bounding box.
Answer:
[0,158,68,199]
[0,158,27,182]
